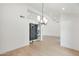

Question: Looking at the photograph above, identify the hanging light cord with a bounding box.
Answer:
[42,3,44,23]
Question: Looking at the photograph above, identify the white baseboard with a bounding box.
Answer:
[61,43,79,52]
[42,35,60,38]
[0,42,29,54]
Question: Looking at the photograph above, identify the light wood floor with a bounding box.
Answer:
[0,36,79,56]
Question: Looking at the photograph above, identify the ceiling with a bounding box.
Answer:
[26,3,79,21]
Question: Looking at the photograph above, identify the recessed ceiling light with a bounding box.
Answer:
[62,8,65,10]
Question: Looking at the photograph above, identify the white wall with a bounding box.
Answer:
[0,4,29,53]
[42,18,60,37]
[0,3,38,53]
[0,3,60,53]
[60,13,79,51]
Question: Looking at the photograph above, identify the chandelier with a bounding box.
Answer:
[37,3,48,25]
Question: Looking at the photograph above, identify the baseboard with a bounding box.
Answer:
[60,44,79,52]
[42,35,60,39]
[0,42,29,54]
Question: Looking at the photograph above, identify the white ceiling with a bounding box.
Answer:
[26,3,79,20]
